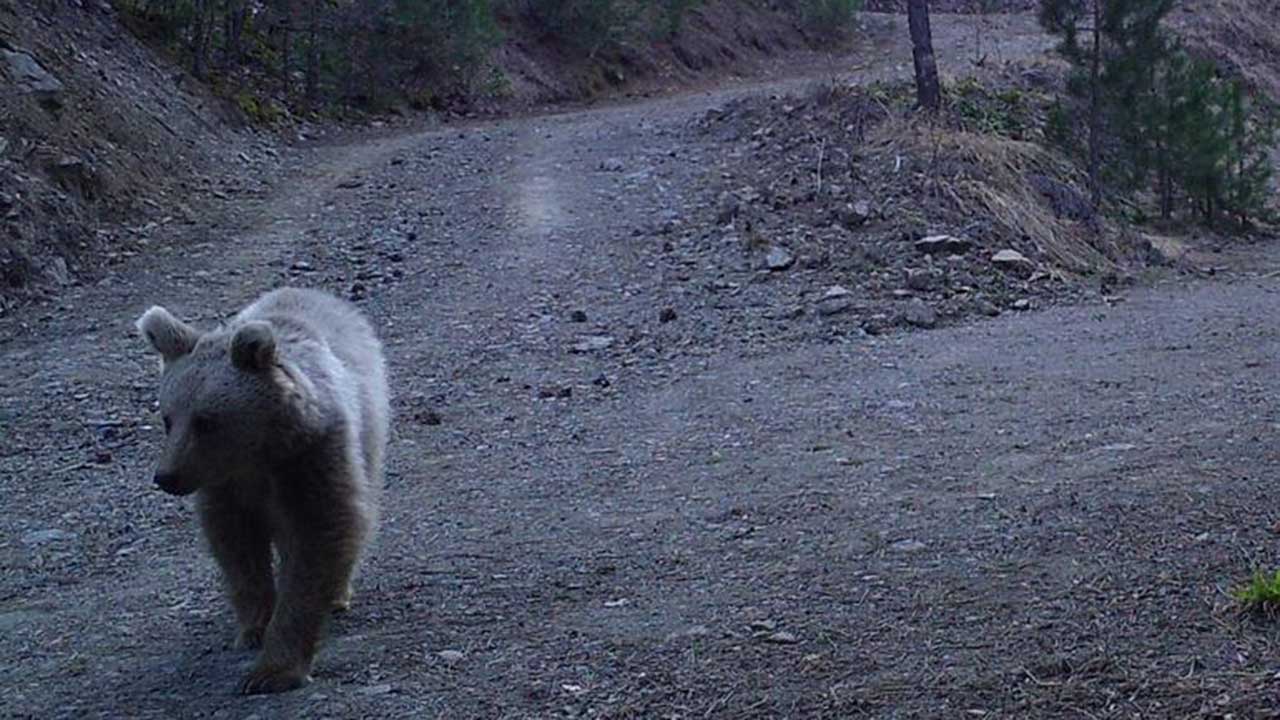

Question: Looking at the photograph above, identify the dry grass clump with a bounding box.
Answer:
[868,119,1124,275]
[696,66,1164,324]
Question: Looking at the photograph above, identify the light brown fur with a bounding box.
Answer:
[136,287,389,694]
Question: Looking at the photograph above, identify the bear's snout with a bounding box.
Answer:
[154,471,191,496]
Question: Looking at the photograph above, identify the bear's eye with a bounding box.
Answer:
[162,415,172,434]
[192,415,217,435]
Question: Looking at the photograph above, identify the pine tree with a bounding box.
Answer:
[1038,0,1108,206]
[1221,83,1276,226]
[1039,0,1276,227]
[1097,0,1172,193]
[1166,57,1228,222]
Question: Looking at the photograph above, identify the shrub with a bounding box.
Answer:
[1039,0,1276,227]
[656,0,703,39]
[797,0,862,34]
[516,0,639,54]
[1236,569,1280,613]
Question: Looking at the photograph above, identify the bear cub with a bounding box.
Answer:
[135,287,390,694]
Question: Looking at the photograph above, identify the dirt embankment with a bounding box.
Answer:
[1169,0,1280,101]
[0,0,857,312]
[5,0,1279,316]
[5,15,1280,714]
[492,0,846,109]
[0,0,281,313]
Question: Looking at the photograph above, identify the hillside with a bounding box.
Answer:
[7,7,1280,716]
[0,1,283,314]
[1170,0,1280,101]
[3,0,1278,315]
[0,0,857,312]
[493,0,845,108]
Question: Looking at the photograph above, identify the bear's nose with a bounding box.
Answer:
[154,472,180,494]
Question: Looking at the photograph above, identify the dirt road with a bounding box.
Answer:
[3,12,1280,719]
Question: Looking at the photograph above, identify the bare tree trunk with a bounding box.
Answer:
[1158,152,1173,219]
[280,0,293,98]
[1086,0,1102,208]
[305,0,320,109]
[1158,78,1173,220]
[191,0,211,80]
[907,0,941,111]
[224,0,249,68]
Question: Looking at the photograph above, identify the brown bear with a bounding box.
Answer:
[135,287,390,694]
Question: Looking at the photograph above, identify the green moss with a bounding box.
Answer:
[1235,569,1280,612]
[235,91,281,125]
[406,88,440,111]
[946,79,1036,138]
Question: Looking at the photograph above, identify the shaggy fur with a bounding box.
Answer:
[136,287,390,694]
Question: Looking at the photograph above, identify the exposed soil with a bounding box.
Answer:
[493,0,841,110]
[690,55,1157,336]
[0,0,280,311]
[0,0,844,312]
[3,11,1280,720]
[1168,0,1280,101]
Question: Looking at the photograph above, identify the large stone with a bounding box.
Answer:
[835,200,874,228]
[49,156,93,198]
[901,300,938,329]
[817,299,853,317]
[914,234,972,255]
[861,314,893,335]
[821,285,851,301]
[765,246,794,271]
[45,257,71,285]
[890,538,926,553]
[904,268,935,292]
[715,192,739,225]
[992,249,1035,276]
[3,49,64,107]
[974,298,1001,317]
[571,335,615,353]
[21,528,77,546]
[817,286,853,316]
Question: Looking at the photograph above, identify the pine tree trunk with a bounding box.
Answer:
[1086,0,1102,209]
[304,0,320,109]
[191,0,210,80]
[344,32,359,105]
[1158,161,1173,219]
[279,0,291,96]
[225,0,248,69]
[1158,162,1172,219]
[907,0,941,112]
[1235,154,1246,226]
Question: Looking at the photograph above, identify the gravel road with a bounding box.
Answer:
[3,12,1279,719]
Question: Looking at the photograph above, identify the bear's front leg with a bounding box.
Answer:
[241,522,360,695]
[198,492,275,650]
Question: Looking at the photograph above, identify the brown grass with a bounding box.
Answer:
[868,115,1125,275]
[1168,0,1280,101]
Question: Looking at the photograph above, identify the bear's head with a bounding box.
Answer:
[135,305,314,496]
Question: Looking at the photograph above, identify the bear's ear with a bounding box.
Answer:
[230,321,277,372]
[136,306,199,363]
